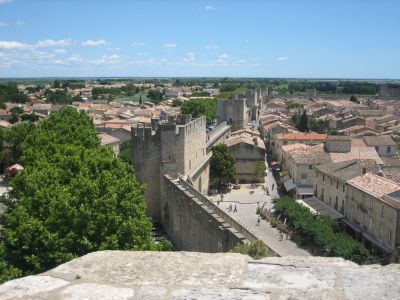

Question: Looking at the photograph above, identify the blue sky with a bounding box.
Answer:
[0,0,399,78]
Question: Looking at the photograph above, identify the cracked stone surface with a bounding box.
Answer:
[0,251,399,299]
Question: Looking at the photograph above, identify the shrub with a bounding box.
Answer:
[231,240,269,259]
[274,197,373,264]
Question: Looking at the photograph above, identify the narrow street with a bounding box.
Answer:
[209,169,310,257]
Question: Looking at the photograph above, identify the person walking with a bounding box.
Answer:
[228,204,232,212]
[256,215,260,226]
[234,204,237,213]
[272,183,275,191]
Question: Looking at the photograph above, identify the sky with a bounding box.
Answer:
[0,0,399,78]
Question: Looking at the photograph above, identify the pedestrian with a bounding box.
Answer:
[279,232,283,241]
[217,199,220,206]
[228,204,232,212]
[272,184,274,191]
[234,204,237,213]
[257,216,260,226]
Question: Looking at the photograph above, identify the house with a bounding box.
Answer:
[363,136,398,157]
[0,109,12,121]
[345,173,400,255]
[224,131,265,183]
[271,133,327,161]
[314,159,380,215]
[98,133,120,156]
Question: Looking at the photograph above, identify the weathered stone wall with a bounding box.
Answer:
[2,251,399,300]
[162,175,245,252]
[217,99,248,131]
[132,125,162,221]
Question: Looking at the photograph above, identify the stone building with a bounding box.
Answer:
[224,130,265,183]
[132,115,210,222]
[217,98,249,131]
[345,173,400,255]
[363,135,398,157]
[314,159,380,215]
[271,133,327,161]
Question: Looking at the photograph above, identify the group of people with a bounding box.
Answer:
[262,183,274,195]
[228,203,237,213]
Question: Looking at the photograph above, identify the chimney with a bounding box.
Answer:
[362,167,367,174]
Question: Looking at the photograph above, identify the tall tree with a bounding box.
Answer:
[0,108,159,280]
[210,144,236,187]
[298,110,309,132]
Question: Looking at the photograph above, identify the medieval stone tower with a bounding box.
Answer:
[132,115,210,223]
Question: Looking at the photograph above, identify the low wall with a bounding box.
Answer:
[163,175,245,252]
[170,177,278,256]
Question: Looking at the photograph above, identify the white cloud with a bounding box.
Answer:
[218,53,230,59]
[0,41,29,49]
[164,43,176,48]
[205,5,215,11]
[0,0,13,4]
[15,20,24,26]
[91,54,121,66]
[51,59,65,65]
[68,54,82,63]
[183,52,195,63]
[205,44,218,49]
[0,22,7,27]
[131,42,146,47]
[237,59,246,63]
[54,48,66,54]
[278,56,288,61]
[35,39,72,48]
[136,52,147,56]
[82,39,107,47]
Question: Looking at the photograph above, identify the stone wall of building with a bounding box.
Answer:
[217,99,248,131]
[163,175,246,252]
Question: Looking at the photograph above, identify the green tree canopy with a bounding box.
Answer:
[0,108,157,280]
[181,98,217,125]
[298,110,309,132]
[210,144,236,187]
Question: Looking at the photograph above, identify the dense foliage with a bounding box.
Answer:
[91,84,139,100]
[44,89,72,104]
[274,197,373,264]
[210,144,236,187]
[0,83,28,104]
[181,98,217,125]
[147,89,164,103]
[0,108,163,282]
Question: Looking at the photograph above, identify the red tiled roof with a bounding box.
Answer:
[277,133,327,141]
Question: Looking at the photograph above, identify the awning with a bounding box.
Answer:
[342,218,362,234]
[362,232,394,254]
[283,178,296,191]
[298,196,344,220]
[296,185,314,196]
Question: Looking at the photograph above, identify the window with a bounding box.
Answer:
[336,181,339,189]
[321,188,324,201]
[283,141,287,145]
[362,195,366,205]
[369,217,372,230]
[375,146,379,152]
[301,173,307,180]
[189,160,191,170]
[329,197,331,204]
[381,205,384,217]
[379,224,383,238]
[387,146,391,153]
[389,230,393,244]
